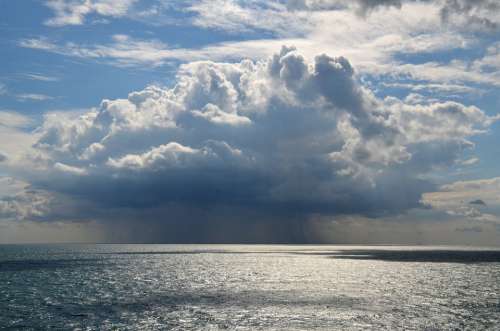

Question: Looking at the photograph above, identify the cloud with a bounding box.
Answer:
[422,176,500,224]
[41,0,500,38]
[440,0,500,31]
[44,0,138,26]
[461,157,479,166]
[0,111,34,129]
[0,128,38,164]
[20,73,60,82]
[384,82,480,96]
[2,1,499,243]
[0,179,53,221]
[19,35,174,68]
[0,82,55,102]
[0,112,39,164]
[286,0,404,15]
[54,162,88,175]
[21,1,500,95]
[4,46,495,233]
[15,93,54,102]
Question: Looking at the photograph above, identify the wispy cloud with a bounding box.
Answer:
[461,157,480,166]
[0,83,7,95]
[15,93,54,102]
[0,83,55,102]
[0,110,34,129]
[19,35,173,68]
[20,73,60,82]
[43,0,139,26]
[18,1,498,94]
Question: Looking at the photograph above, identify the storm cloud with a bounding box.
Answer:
[1,45,494,242]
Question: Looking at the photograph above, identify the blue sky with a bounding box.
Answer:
[0,0,500,244]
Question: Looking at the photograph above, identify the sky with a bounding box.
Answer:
[0,0,500,244]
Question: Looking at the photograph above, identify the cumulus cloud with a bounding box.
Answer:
[6,46,495,231]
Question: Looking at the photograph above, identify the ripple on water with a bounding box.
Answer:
[0,245,499,330]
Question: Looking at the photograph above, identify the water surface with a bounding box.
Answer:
[1,245,499,330]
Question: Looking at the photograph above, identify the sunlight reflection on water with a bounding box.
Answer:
[1,245,499,330]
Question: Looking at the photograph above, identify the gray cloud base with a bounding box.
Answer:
[3,46,497,242]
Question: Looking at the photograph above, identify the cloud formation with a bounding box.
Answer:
[0,177,52,221]
[423,176,500,224]
[24,0,500,100]
[440,0,500,31]
[5,1,499,243]
[44,0,138,26]
[5,46,494,232]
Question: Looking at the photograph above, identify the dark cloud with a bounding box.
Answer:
[355,0,403,15]
[469,199,486,206]
[0,152,7,162]
[4,46,497,242]
[286,0,404,15]
[455,226,483,233]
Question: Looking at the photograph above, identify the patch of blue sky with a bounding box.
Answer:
[0,0,283,118]
[392,44,486,66]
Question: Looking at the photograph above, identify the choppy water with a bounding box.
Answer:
[1,245,499,330]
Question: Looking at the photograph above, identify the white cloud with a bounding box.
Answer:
[461,157,479,166]
[21,73,60,82]
[44,0,138,26]
[107,140,248,171]
[422,176,500,224]
[0,177,28,198]
[0,81,55,102]
[19,35,174,68]
[191,104,252,126]
[0,111,34,129]
[15,93,54,102]
[0,185,53,221]
[440,0,500,31]
[22,1,500,95]
[54,162,88,175]
[0,128,39,166]
[384,82,480,96]
[187,0,312,36]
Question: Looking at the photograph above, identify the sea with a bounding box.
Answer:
[1,245,499,330]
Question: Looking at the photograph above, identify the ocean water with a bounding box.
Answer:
[1,245,499,330]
